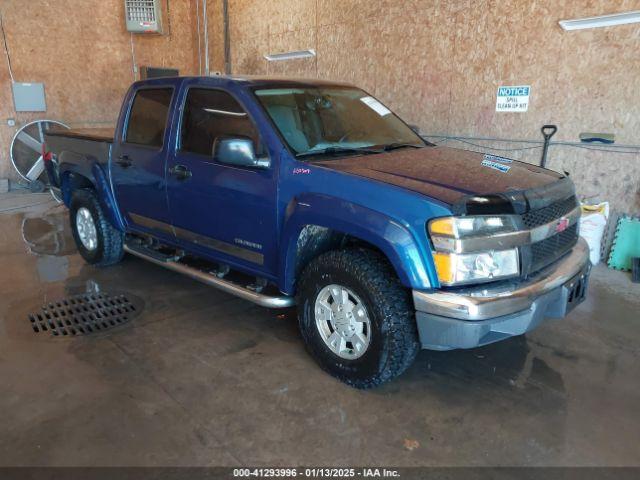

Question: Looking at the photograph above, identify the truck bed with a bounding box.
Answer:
[44,127,114,173]
[45,127,114,143]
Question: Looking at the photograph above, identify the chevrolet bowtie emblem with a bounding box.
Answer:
[556,217,570,233]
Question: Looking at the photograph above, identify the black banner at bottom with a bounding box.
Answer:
[0,467,639,480]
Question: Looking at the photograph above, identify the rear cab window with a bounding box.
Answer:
[180,88,260,157]
[125,88,173,147]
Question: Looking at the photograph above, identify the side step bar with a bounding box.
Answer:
[124,245,295,309]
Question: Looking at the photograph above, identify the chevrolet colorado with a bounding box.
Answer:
[44,75,591,388]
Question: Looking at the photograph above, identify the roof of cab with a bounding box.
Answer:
[132,74,355,89]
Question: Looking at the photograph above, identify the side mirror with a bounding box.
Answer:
[214,137,270,169]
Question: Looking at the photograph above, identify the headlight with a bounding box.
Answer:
[432,249,519,285]
[428,216,520,286]
[429,216,517,238]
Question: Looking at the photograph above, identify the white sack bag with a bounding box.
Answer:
[579,202,609,266]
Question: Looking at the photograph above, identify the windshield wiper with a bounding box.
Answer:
[381,142,425,151]
[296,146,382,159]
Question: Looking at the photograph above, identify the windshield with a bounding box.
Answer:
[254,86,425,156]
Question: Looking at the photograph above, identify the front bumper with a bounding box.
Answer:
[413,238,591,350]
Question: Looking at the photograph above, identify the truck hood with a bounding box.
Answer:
[311,146,567,213]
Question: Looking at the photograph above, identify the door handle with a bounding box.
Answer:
[169,164,192,181]
[116,155,132,168]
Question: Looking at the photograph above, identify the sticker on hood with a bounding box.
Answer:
[483,153,512,163]
[481,159,511,173]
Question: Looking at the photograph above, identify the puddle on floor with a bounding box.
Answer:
[35,255,70,283]
[17,207,80,285]
[21,209,76,257]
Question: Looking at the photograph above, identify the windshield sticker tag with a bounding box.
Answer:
[481,159,511,173]
[483,153,513,164]
[360,96,391,116]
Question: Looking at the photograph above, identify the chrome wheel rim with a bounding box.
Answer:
[76,207,98,251]
[314,284,372,360]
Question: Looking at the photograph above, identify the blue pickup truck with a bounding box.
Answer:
[44,75,591,388]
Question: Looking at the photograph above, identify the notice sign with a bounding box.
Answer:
[496,85,530,112]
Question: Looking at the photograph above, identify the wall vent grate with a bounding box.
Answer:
[125,0,162,33]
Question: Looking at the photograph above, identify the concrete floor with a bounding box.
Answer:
[1,192,639,467]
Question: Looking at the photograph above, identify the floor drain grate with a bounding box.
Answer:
[28,292,139,336]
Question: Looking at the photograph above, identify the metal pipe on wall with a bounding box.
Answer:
[202,0,209,75]
[223,0,230,74]
[0,12,15,82]
[195,0,202,74]
[423,134,640,152]
[129,33,137,81]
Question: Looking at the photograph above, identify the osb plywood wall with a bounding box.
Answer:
[1,0,638,214]
[225,0,640,213]
[0,0,202,180]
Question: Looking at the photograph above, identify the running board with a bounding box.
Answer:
[124,245,295,309]
[125,241,183,263]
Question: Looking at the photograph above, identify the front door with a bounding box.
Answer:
[111,86,174,239]
[166,86,278,276]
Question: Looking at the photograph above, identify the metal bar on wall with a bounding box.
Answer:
[223,0,230,74]
[423,134,640,153]
[0,13,15,82]
[195,0,202,74]
[203,0,209,75]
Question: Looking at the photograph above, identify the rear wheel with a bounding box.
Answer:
[70,189,124,266]
[297,249,419,388]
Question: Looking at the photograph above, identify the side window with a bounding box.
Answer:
[180,88,259,156]
[125,88,173,147]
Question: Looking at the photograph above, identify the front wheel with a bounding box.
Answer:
[296,249,420,389]
[70,189,124,267]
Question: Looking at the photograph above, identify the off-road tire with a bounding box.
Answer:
[70,188,124,267]
[297,248,420,388]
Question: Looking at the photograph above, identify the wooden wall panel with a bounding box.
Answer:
[316,22,377,93]
[317,0,386,26]
[370,7,456,134]
[268,0,316,35]
[232,33,269,75]
[0,0,637,213]
[0,35,14,180]
[0,0,200,181]
[133,0,201,76]
[229,0,269,41]
[226,0,640,213]
[205,0,226,73]
[553,23,640,143]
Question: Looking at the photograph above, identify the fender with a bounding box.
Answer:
[279,193,432,294]
[59,153,126,232]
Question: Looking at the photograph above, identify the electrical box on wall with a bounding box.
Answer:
[125,0,163,33]
[12,83,46,112]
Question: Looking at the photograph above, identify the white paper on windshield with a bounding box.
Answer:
[360,96,391,116]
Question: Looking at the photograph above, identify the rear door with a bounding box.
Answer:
[166,86,278,276]
[111,86,175,239]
